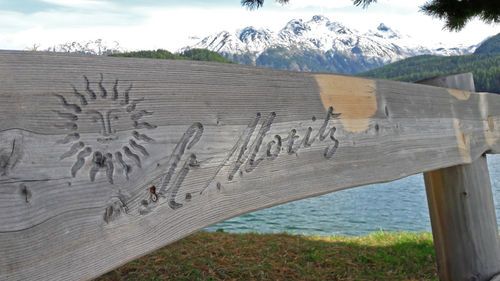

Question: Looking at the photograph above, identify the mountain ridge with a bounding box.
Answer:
[474,33,500,54]
[183,15,476,74]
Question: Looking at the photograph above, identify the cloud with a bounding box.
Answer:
[282,0,428,10]
[377,0,428,9]
[40,0,114,9]
[286,0,353,9]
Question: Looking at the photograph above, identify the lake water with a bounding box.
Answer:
[206,155,500,237]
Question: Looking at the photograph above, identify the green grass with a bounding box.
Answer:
[95,231,437,281]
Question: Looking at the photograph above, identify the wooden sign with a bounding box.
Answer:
[1,51,500,280]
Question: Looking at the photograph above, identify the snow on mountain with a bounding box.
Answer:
[183,15,475,74]
[370,23,401,40]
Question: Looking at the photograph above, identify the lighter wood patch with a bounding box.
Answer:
[446,89,471,100]
[485,116,500,147]
[315,74,377,133]
[454,119,471,163]
[478,92,500,148]
[488,116,495,131]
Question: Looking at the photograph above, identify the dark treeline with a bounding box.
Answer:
[358,53,500,93]
[110,48,233,63]
[359,33,500,93]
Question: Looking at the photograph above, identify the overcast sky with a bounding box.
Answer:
[1,0,498,52]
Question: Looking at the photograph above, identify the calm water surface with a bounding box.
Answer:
[207,155,500,236]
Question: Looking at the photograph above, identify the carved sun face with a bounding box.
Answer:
[55,74,157,184]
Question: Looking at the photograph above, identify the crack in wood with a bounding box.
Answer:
[103,194,128,224]
[0,137,23,176]
[19,184,31,203]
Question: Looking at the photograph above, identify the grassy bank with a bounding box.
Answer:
[95,231,437,280]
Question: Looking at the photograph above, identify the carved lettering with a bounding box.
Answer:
[157,123,203,210]
[223,106,340,182]
[197,106,341,196]
[76,94,341,218]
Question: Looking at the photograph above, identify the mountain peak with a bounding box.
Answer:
[238,27,271,43]
[183,15,474,74]
[377,23,390,32]
[310,15,329,23]
[283,19,310,35]
[370,23,400,39]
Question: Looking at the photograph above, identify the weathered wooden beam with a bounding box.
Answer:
[1,52,500,280]
[420,73,500,281]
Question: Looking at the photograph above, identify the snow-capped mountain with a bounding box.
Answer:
[183,15,476,74]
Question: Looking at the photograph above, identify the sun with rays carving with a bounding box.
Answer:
[54,74,157,184]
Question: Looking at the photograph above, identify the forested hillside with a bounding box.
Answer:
[110,48,233,63]
[358,53,500,93]
[474,33,500,54]
[359,33,500,93]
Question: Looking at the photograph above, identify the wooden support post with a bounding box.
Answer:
[420,73,500,281]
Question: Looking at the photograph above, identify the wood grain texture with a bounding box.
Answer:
[420,73,500,281]
[424,156,500,281]
[1,52,500,280]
